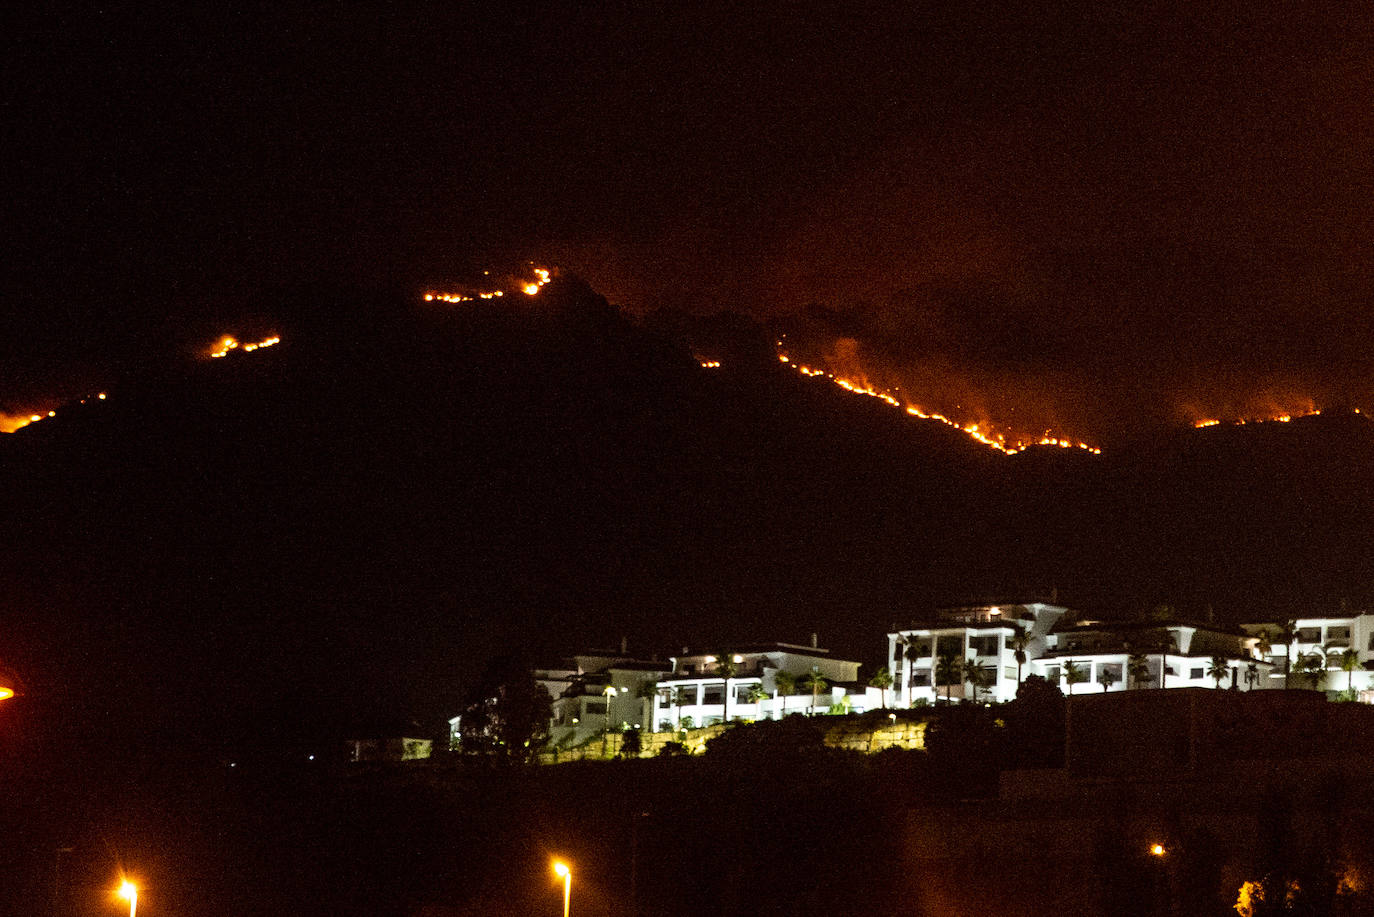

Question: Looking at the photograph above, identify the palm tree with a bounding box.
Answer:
[1296,652,1326,690]
[801,669,829,715]
[1097,666,1119,693]
[714,652,738,724]
[964,658,992,704]
[1244,661,1259,690]
[1206,655,1229,689]
[1253,628,1273,665]
[934,650,963,703]
[1127,653,1153,690]
[671,687,688,731]
[1278,620,1297,689]
[1340,647,1362,696]
[773,670,797,719]
[904,639,927,705]
[1063,659,1087,696]
[1009,621,1031,687]
[869,666,893,708]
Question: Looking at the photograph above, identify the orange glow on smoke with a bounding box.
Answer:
[776,347,1101,456]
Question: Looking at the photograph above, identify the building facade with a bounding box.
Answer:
[650,642,874,731]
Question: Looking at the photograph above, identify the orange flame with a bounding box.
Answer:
[209,334,279,359]
[776,348,1101,456]
[426,266,552,305]
[0,393,107,433]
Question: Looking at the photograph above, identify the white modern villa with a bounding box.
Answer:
[889,601,1374,704]
[889,601,1069,705]
[649,641,878,732]
[498,605,1374,757]
[1243,611,1374,697]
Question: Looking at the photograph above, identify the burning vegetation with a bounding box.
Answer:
[776,348,1101,456]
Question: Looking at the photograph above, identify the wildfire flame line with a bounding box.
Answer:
[4,331,282,434]
[210,335,280,359]
[1190,407,1359,429]
[775,350,1102,456]
[425,266,552,304]
[0,393,107,433]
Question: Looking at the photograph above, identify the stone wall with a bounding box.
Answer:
[536,714,926,764]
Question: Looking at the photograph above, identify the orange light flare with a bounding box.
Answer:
[698,360,721,369]
[776,349,1101,456]
[116,878,138,917]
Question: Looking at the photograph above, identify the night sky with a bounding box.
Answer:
[8,2,1374,443]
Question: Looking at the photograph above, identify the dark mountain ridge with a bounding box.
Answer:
[0,278,1370,766]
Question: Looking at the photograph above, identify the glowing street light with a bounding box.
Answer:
[552,861,571,917]
[1150,843,1166,857]
[117,880,138,917]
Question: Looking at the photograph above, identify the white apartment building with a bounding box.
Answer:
[1243,611,1374,696]
[890,602,1068,705]
[544,652,673,750]
[1034,618,1268,694]
[890,603,1279,704]
[650,641,874,732]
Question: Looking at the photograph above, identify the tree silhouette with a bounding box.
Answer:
[1063,659,1087,696]
[1097,666,1119,693]
[868,665,893,708]
[1296,651,1326,690]
[934,650,963,703]
[1338,647,1361,696]
[1127,653,1153,690]
[801,669,829,715]
[1278,620,1297,689]
[715,652,737,724]
[964,658,992,704]
[456,653,553,764]
[1009,620,1031,686]
[1207,655,1230,689]
[773,670,797,719]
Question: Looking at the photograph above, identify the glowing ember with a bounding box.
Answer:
[776,348,1102,456]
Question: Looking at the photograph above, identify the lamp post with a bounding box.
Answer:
[1149,843,1169,916]
[117,880,138,917]
[553,861,571,917]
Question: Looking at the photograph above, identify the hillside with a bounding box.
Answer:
[1,277,1371,767]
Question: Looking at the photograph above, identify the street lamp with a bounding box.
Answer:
[117,880,138,917]
[552,861,571,917]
